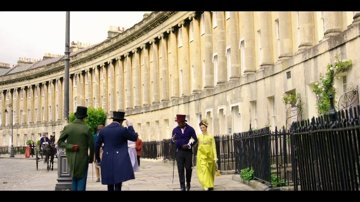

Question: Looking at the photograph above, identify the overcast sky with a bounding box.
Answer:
[0,11,147,66]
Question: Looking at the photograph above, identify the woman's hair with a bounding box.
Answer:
[199,119,208,127]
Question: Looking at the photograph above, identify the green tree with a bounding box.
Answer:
[69,107,107,135]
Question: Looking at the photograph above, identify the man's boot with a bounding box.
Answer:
[180,184,186,191]
[186,183,191,191]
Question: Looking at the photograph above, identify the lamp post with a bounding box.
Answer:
[55,11,72,191]
[5,104,14,157]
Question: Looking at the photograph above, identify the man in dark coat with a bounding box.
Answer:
[172,114,198,191]
[58,106,94,191]
[95,111,138,191]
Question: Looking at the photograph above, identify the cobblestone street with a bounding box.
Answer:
[0,155,254,191]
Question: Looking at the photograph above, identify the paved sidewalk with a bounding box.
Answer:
[0,154,254,191]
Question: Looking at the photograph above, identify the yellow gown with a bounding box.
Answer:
[196,133,217,190]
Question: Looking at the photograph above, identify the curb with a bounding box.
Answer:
[231,175,269,191]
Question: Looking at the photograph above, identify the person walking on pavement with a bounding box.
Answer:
[196,119,217,191]
[95,111,138,191]
[171,114,198,191]
[135,135,143,166]
[57,106,94,191]
[128,139,139,172]
[93,124,104,182]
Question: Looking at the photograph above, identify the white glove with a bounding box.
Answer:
[126,120,133,127]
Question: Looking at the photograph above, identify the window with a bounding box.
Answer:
[240,40,245,70]
[257,30,262,64]
[275,19,280,58]
[343,76,347,92]
[297,12,301,48]
[250,101,257,129]
[213,54,218,86]
[267,97,276,129]
[226,48,231,80]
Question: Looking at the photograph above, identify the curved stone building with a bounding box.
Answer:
[1,11,360,147]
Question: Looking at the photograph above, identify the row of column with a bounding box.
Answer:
[0,79,64,127]
[1,12,359,127]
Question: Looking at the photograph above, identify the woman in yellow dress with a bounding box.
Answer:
[196,119,217,191]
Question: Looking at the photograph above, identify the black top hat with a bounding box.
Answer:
[111,111,126,120]
[75,106,88,119]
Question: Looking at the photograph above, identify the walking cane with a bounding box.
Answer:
[92,159,94,182]
[171,135,176,184]
[172,147,176,184]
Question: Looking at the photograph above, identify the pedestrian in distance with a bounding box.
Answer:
[93,124,104,182]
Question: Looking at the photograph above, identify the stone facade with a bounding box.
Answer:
[1,11,360,146]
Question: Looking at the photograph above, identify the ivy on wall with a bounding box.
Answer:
[312,59,352,115]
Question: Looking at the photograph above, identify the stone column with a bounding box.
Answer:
[22,87,27,125]
[258,12,274,68]
[179,22,190,96]
[150,40,160,104]
[28,85,34,124]
[49,80,55,122]
[202,11,214,88]
[79,73,85,106]
[108,60,116,112]
[92,67,100,108]
[353,12,360,24]
[125,54,133,110]
[132,50,141,108]
[189,15,202,93]
[278,12,293,59]
[323,12,342,38]
[228,12,240,79]
[239,12,256,73]
[73,74,78,108]
[214,11,226,84]
[69,75,74,113]
[43,82,48,123]
[13,88,19,125]
[84,69,92,107]
[0,91,5,127]
[35,84,41,123]
[141,45,150,106]
[99,64,108,112]
[159,34,170,101]
[103,64,109,112]
[168,28,179,98]
[55,79,61,121]
[117,58,125,111]
[298,12,315,51]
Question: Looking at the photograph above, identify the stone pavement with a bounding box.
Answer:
[0,154,254,191]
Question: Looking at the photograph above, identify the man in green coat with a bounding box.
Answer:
[58,106,94,191]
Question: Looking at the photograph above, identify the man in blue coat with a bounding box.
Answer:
[95,111,138,191]
[172,114,198,191]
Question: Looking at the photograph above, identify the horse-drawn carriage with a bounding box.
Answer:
[36,136,57,171]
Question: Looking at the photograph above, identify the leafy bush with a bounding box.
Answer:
[271,174,286,187]
[69,107,107,135]
[240,167,254,181]
[312,59,352,115]
[26,140,34,145]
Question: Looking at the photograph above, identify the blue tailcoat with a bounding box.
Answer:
[95,122,138,185]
